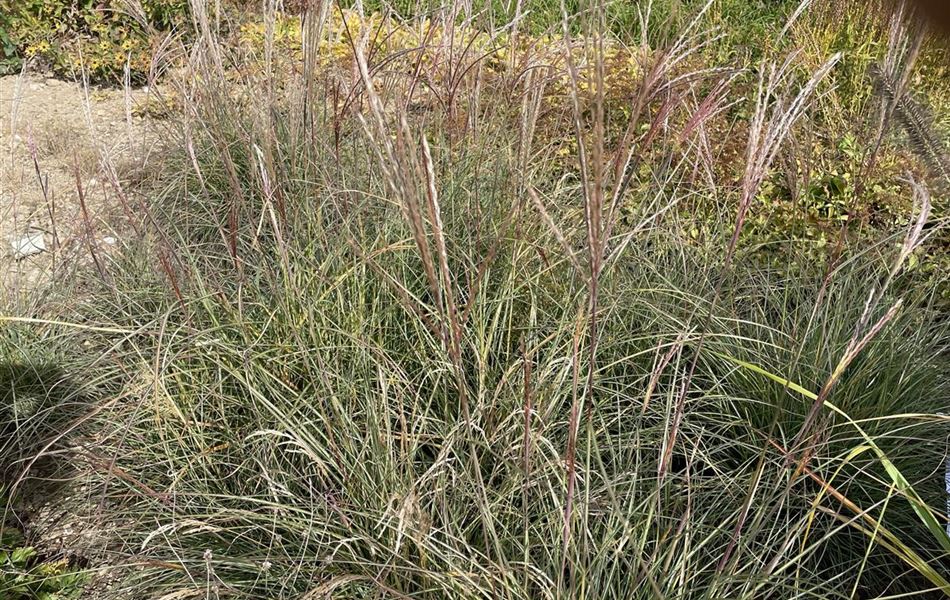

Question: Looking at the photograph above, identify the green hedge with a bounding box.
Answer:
[0,0,188,80]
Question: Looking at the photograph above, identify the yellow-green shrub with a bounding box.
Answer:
[0,0,188,80]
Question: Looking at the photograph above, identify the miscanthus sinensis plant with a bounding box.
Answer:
[2,0,949,598]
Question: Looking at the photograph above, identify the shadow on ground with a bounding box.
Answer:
[1,359,92,517]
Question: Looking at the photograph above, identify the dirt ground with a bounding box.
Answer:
[0,73,158,306]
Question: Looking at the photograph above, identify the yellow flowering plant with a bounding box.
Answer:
[0,0,188,80]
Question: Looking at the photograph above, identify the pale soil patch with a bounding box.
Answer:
[0,73,160,305]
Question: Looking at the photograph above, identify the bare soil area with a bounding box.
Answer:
[1,73,158,305]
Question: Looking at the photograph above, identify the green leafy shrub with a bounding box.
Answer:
[0,535,88,599]
[0,487,88,600]
[0,544,88,600]
[0,0,188,80]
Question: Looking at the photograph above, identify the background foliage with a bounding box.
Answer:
[0,0,188,80]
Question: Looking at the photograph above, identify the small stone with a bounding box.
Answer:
[9,231,46,259]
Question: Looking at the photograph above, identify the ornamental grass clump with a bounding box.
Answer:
[1,0,949,598]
